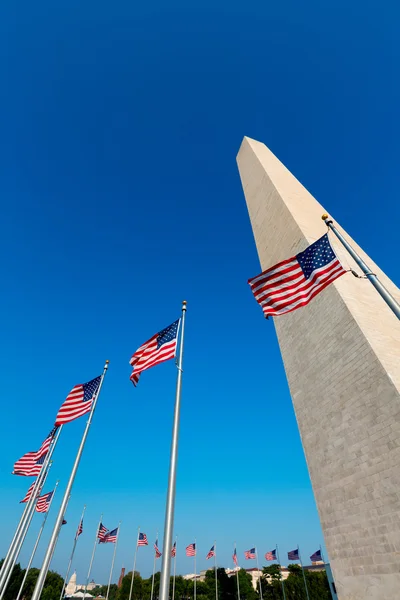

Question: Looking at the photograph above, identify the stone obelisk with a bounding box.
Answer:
[237,137,400,600]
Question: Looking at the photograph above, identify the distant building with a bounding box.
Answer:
[65,573,98,597]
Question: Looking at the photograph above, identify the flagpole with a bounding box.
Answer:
[0,459,55,600]
[0,427,61,594]
[234,544,240,600]
[255,549,263,600]
[194,540,197,600]
[297,546,310,600]
[83,514,103,600]
[322,214,400,319]
[214,542,218,600]
[172,538,177,600]
[159,301,187,600]
[15,481,59,600]
[60,505,87,600]
[275,545,286,600]
[128,528,140,600]
[106,523,121,600]
[150,532,158,600]
[30,360,109,600]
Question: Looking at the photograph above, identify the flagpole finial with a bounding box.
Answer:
[321,213,329,221]
[182,300,187,311]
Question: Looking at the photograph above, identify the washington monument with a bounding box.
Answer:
[237,137,400,600]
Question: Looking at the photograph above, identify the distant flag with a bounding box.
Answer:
[36,428,57,459]
[265,550,277,561]
[13,428,56,476]
[20,481,36,503]
[55,376,102,426]
[14,454,46,477]
[171,542,177,557]
[206,546,215,560]
[76,518,84,538]
[36,491,53,513]
[310,549,322,562]
[129,320,180,386]
[288,549,299,561]
[186,543,196,557]
[244,548,256,560]
[232,548,238,566]
[154,539,162,558]
[138,532,148,546]
[104,528,119,543]
[62,519,67,525]
[98,523,109,543]
[248,233,346,318]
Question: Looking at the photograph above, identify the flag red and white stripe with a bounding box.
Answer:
[186,543,196,557]
[171,542,177,557]
[129,320,179,386]
[13,429,55,476]
[248,234,346,317]
[206,546,215,560]
[244,548,256,560]
[55,377,101,426]
[154,541,162,558]
[76,518,83,538]
[36,491,53,513]
[20,481,37,503]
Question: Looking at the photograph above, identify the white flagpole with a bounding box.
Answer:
[150,533,158,600]
[255,549,263,600]
[128,528,140,600]
[60,505,87,600]
[275,545,286,600]
[0,461,56,600]
[0,427,61,594]
[234,544,240,600]
[297,546,310,600]
[15,481,59,600]
[172,538,177,600]
[158,302,187,600]
[194,540,196,600]
[214,542,218,600]
[106,523,121,600]
[83,514,103,600]
[30,361,109,600]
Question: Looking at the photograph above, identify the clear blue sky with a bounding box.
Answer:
[0,0,399,586]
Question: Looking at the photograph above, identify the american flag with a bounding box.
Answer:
[232,548,238,566]
[248,234,346,317]
[171,542,176,557]
[206,546,215,560]
[186,543,196,557]
[310,549,322,562]
[98,523,109,542]
[20,481,37,503]
[244,548,256,560]
[104,528,118,543]
[288,549,299,561]
[36,491,53,513]
[13,429,55,476]
[154,539,162,558]
[76,518,83,538]
[55,376,102,426]
[129,320,180,386]
[265,550,277,561]
[62,519,67,525]
[138,532,148,546]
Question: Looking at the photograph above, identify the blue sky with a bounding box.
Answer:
[0,0,399,585]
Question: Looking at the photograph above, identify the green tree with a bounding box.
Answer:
[118,572,143,600]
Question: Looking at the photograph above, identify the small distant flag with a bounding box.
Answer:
[62,519,67,525]
[55,376,102,426]
[138,532,148,546]
[244,548,256,560]
[171,542,176,557]
[248,234,346,318]
[310,549,322,562]
[206,546,215,560]
[98,523,109,542]
[186,543,196,557]
[265,550,277,561]
[232,548,238,566]
[76,518,84,538]
[288,549,299,561]
[20,481,36,504]
[36,491,53,513]
[104,528,119,543]
[154,539,162,558]
[129,320,180,386]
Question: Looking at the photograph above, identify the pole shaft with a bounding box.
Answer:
[298,546,310,600]
[172,538,177,600]
[83,514,103,600]
[324,218,400,320]
[60,505,86,600]
[234,544,240,600]
[255,550,263,600]
[194,551,196,600]
[150,532,158,600]
[159,302,187,600]
[128,529,140,600]
[31,362,109,600]
[214,543,218,600]
[106,524,121,600]
[275,545,286,600]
